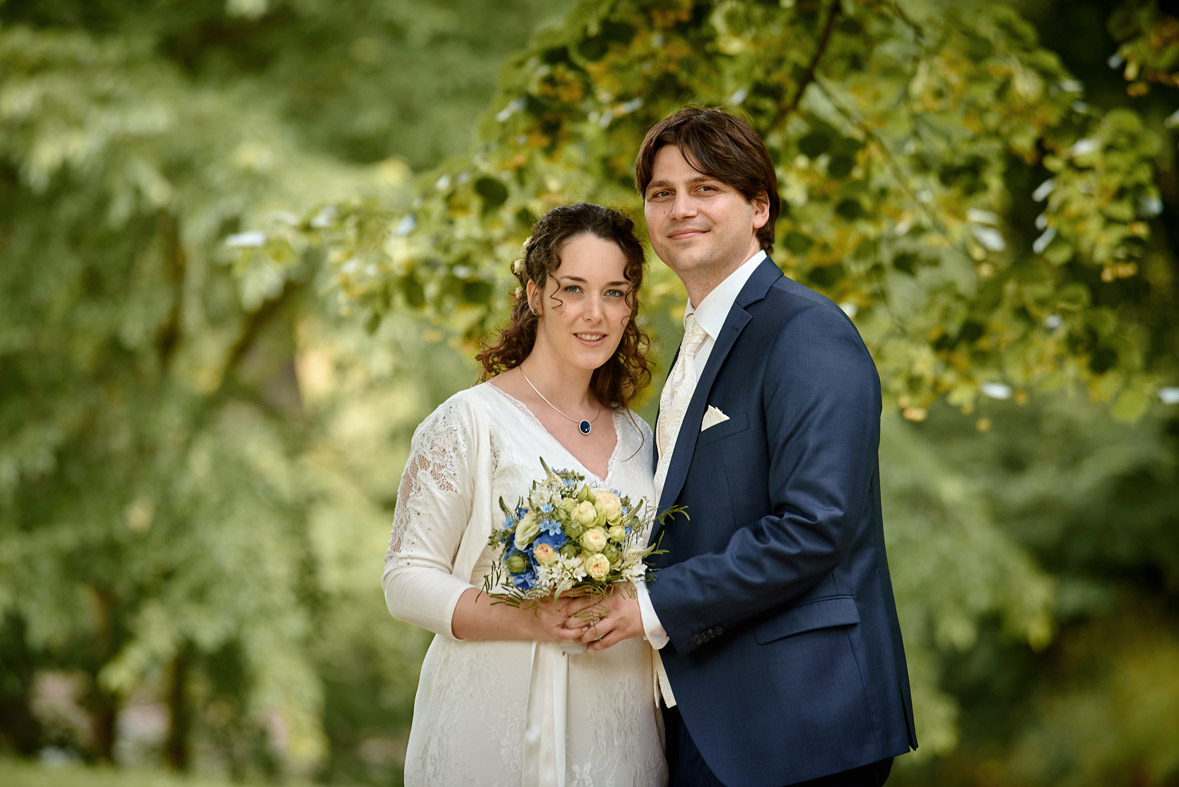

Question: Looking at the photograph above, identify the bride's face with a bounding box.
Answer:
[527,233,633,373]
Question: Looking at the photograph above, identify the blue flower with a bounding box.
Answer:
[516,506,529,519]
[540,517,564,537]
[511,565,538,591]
[540,503,554,514]
[503,542,537,575]
[534,529,568,550]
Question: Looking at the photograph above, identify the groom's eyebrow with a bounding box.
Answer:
[647,173,717,190]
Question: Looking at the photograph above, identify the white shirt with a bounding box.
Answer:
[637,250,767,650]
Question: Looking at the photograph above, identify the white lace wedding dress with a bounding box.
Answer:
[383,381,667,787]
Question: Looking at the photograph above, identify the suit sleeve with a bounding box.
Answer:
[648,303,881,655]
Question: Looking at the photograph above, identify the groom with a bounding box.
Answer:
[572,107,917,786]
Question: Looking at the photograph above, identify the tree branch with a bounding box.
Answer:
[788,0,842,112]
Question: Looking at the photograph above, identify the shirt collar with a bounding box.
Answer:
[684,250,767,340]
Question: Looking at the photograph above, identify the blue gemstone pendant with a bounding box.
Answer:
[578,420,592,435]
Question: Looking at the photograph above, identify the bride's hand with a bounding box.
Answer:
[526,598,584,643]
[560,592,609,629]
[561,584,645,650]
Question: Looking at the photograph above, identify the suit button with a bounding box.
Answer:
[712,626,723,637]
[692,634,702,645]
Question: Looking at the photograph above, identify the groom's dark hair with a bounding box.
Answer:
[635,106,780,253]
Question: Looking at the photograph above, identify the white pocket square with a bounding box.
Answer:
[701,405,730,432]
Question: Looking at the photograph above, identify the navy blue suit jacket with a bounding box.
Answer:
[649,258,917,786]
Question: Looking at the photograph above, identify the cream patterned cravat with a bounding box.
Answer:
[650,313,708,709]
[654,313,710,498]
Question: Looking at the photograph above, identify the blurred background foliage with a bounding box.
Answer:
[1,1,1176,786]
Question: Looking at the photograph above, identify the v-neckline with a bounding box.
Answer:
[484,382,621,483]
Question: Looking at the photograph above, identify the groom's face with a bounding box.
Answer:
[643,145,768,298]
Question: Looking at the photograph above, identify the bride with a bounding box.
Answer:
[382,202,667,786]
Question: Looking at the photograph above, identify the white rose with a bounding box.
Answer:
[573,500,598,526]
[580,527,608,553]
[533,542,558,565]
[585,553,611,581]
[513,511,541,550]
[594,491,623,522]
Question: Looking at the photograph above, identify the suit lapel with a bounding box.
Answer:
[652,258,784,530]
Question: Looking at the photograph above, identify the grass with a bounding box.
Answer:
[0,757,326,787]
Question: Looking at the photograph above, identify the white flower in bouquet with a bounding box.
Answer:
[580,527,608,553]
[595,490,623,522]
[482,459,673,604]
[513,511,541,550]
[585,553,611,581]
[572,500,599,527]
[533,542,559,565]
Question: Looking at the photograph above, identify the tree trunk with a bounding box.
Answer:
[164,648,191,772]
[88,587,119,762]
[0,615,41,754]
[90,690,119,762]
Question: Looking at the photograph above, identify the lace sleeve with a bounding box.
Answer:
[382,394,483,637]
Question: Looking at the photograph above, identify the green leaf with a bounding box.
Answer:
[475,177,509,213]
[784,230,813,254]
[808,262,845,289]
[1044,235,1074,265]
[827,154,855,177]
[893,252,920,276]
[461,279,494,304]
[402,274,427,308]
[836,198,866,221]
[798,132,830,158]
[1112,384,1152,422]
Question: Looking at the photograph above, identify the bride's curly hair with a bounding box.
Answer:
[477,203,651,410]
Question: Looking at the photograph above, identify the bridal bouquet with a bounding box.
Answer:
[482,459,657,603]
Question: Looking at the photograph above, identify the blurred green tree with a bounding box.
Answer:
[888,392,1179,786]
[0,0,570,780]
[884,1,1179,781]
[247,0,1177,420]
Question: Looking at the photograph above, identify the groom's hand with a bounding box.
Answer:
[562,584,645,651]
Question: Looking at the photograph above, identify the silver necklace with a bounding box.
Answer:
[520,369,601,436]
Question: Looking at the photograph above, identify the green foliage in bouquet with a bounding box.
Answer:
[482,459,664,604]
